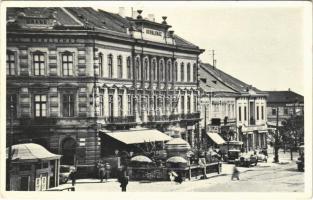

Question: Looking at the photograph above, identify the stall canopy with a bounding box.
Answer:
[206,132,226,145]
[101,129,172,144]
[6,143,61,162]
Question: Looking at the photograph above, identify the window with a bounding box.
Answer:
[109,95,114,117]
[181,96,185,113]
[117,56,123,79]
[193,96,197,112]
[62,94,75,117]
[135,58,140,80]
[168,61,172,82]
[127,57,132,79]
[128,95,132,115]
[187,63,191,82]
[187,96,191,113]
[160,60,164,81]
[256,106,259,120]
[261,106,264,120]
[180,63,184,82]
[118,95,123,116]
[6,51,15,75]
[62,53,73,76]
[193,63,197,82]
[284,108,288,115]
[34,95,47,117]
[7,94,17,119]
[272,108,276,115]
[98,53,103,77]
[152,59,157,81]
[239,106,242,121]
[144,58,149,81]
[108,54,113,78]
[99,94,104,116]
[174,62,178,82]
[33,53,45,76]
[244,106,247,121]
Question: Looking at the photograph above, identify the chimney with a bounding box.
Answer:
[288,88,291,92]
[147,14,155,22]
[118,7,126,18]
[132,10,137,19]
[137,10,143,19]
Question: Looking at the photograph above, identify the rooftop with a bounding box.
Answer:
[265,90,304,104]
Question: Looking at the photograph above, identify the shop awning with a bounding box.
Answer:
[206,132,226,145]
[101,129,172,144]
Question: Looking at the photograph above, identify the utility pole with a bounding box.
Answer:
[274,107,279,163]
[209,50,216,67]
[6,96,14,191]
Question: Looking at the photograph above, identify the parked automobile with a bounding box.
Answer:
[256,151,268,162]
[59,165,75,184]
[226,149,241,163]
[296,145,304,172]
[235,153,258,167]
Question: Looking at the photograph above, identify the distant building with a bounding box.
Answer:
[6,7,204,174]
[200,63,268,152]
[266,89,304,126]
[199,64,238,147]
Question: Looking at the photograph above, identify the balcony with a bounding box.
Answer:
[181,112,201,121]
[20,117,58,127]
[106,116,136,124]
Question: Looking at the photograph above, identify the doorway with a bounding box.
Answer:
[61,137,77,165]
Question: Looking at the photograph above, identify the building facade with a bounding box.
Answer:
[199,63,238,147]
[199,63,268,152]
[266,89,304,125]
[6,7,204,173]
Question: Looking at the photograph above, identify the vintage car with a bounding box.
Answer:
[234,153,258,167]
[226,149,241,163]
[59,165,75,184]
[256,151,268,162]
[296,145,304,172]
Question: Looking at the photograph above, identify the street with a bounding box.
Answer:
[62,150,304,192]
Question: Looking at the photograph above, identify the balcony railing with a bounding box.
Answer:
[181,112,201,120]
[106,116,135,124]
[20,117,58,127]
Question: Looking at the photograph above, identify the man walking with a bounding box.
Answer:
[231,165,240,181]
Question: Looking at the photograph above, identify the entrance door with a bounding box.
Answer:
[61,137,77,165]
[20,176,30,191]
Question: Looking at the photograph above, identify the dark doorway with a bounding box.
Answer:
[20,176,29,191]
[61,137,77,165]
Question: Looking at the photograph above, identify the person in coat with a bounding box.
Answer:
[231,165,240,180]
[70,169,77,186]
[99,164,106,183]
[118,167,129,192]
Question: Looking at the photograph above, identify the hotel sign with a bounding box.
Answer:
[146,29,163,37]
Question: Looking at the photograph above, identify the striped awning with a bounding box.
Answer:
[206,132,226,145]
[101,129,172,144]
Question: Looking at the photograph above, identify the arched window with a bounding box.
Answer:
[151,59,156,81]
[135,57,141,80]
[187,63,191,82]
[193,63,197,82]
[144,58,149,81]
[117,55,123,79]
[127,56,132,79]
[159,60,164,81]
[108,54,113,78]
[180,62,184,82]
[167,60,172,82]
[174,62,178,82]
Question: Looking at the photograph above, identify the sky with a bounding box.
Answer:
[98,2,308,95]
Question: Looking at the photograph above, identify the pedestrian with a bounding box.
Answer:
[105,162,111,181]
[231,165,240,181]
[70,169,77,186]
[118,168,129,192]
[99,163,106,183]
